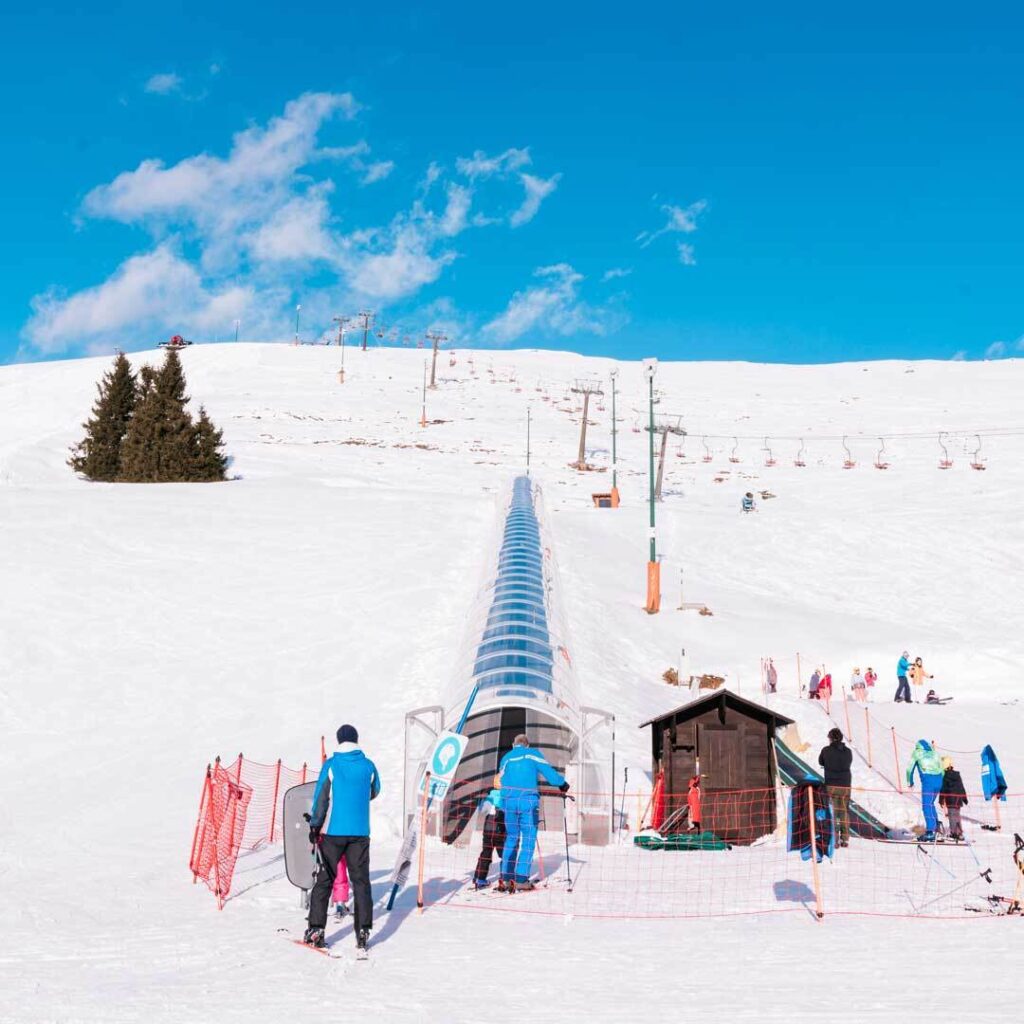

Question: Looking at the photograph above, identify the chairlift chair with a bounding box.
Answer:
[938,432,953,469]
[970,434,987,471]
[842,436,856,469]
[794,439,806,467]
[763,436,776,467]
[729,437,741,464]
[702,436,713,463]
[874,437,890,470]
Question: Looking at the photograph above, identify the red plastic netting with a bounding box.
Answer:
[189,752,317,908]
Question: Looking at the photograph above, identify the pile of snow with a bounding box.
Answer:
[1,343,1022,1022]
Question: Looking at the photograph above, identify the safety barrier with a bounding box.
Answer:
[189,750,319,909]
[417,788,1023,920]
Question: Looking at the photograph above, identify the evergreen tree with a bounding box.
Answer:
[118,364,163,482]
[68,352,137,480]
[153,348,199,480]
[192,406,229,481]
[117,349,230,483]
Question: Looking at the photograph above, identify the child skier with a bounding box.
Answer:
[906,739,944,841]
[850,667,867,703]
[741,492,756,513]
[939,757,967,840]
[687,776,702,831]
[473,776,507,890]
[864,666,877,699]
[331,856,350,919]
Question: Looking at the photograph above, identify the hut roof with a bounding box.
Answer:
[639,688,794,730]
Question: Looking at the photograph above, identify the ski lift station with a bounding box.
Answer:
[404,476,614,846]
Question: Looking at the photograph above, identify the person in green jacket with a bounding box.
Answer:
[906,739,944,840]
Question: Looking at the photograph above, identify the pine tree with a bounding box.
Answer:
[117,349,230,483]
[118,364,164,482]
[153,348,199,480]
[192,406,229,481]
[68,352,137,480]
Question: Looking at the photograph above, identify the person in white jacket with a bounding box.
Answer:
[850,667,867,703]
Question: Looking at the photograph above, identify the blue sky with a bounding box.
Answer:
[2,1,1022,364]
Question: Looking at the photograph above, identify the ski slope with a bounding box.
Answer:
[1,342,1023,1023]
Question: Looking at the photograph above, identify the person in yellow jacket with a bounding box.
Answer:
[908,656,933,688]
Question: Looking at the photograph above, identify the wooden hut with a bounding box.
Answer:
[640,690,793,845]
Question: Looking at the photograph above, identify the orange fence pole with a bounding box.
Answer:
[843,688,852,741]
[417,772,431,913]
[190,764,212,882]
[535,831,546,882]
[864,709,873,768]
[807,787,824,920]
[320,736,326,763]
[796,652,802,697]
[301,761,308,784]
[891,728,903,792]
[268,758,283,844]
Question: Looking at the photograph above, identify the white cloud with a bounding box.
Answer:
[439,183,472,236]
[482,264,616,344]
[347,227,456,300]
[24,244,254,353]
[950,350,967,361]
[601,267,632,282]
[361,160,394,184]
[24,94,564,355]
[144,73,183,95]
[985,341,1007,359]
[510,173,560,227]
[247,186,335,263]
[455,147,531,179]
[638,199,708,259]
[677,242,697,266]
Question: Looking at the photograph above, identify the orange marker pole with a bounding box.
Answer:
[891,728,903,793]
[417,772,431,912]
[807,787,824,920]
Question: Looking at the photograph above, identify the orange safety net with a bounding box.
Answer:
[189,752,316,908]
[415,787,1023,921]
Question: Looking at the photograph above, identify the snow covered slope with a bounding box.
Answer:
[1,343,1022,1023]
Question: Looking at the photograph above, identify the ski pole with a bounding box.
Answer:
[618,768,628,840]
[562,794,575,892]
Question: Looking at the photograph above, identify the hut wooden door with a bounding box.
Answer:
[699,724,746,842]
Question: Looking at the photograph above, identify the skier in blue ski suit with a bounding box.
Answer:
[906,738,944,838]
[895,652,912,703]
[499,734,568,888]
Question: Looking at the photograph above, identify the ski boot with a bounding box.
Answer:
[356,927,370,960]
[334,901,349,920]
[496,879,508,893]
[515,879,536,892]
[472,877,489,891]
[303,926,326,949]
[917,831,936,843]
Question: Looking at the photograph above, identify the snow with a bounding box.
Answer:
[1,342,1022,1022]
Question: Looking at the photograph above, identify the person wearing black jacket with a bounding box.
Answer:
[939,757,968,840]
[818,728,853,847]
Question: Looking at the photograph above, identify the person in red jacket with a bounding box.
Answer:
[687,776,702,831]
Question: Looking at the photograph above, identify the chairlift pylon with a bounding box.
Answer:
[938,432,953,469]
[842,436,856,469]
[874,437,890,470]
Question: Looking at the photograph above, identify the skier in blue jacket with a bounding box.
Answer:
[304,724,381,953]
[895,651,912,703]
[906,738,944,841]
[499,734,569,892]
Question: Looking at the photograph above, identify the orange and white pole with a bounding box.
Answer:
[807,787,824,920]
[417,772,431,912]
